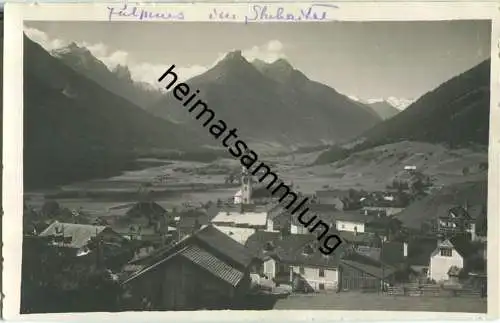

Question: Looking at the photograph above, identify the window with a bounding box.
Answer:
[299,267,305,274]
[341,224,345,229]
[440,248,452,257]
[319,268,325,277]
[319,283,325,290]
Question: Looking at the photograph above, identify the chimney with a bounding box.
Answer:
[463,200,469,212]
[403,242,408,257]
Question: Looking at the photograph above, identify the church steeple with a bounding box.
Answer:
[241,166,252,204]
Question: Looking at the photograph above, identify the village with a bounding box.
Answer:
[21,164,488,313]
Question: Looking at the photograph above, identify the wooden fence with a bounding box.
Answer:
[385,284,483,298]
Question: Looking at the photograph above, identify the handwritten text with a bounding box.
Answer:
[208,8,238,21]
[245,4,338,23]
[107,4,185,22]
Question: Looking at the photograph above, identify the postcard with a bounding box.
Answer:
[2,1,499,321]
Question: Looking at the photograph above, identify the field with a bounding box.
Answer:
[273,293,487,313]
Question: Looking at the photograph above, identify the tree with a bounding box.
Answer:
[41,200,61,217]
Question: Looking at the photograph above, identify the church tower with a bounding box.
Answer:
[241,166,252,204]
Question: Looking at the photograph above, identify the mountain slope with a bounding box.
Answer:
[316,59,491,164]
[52,43,163,109]
[147,52,382,150]
[367,101,400,120]
[397,180,487,229]
[358,59,490,149]
[24,35,203,189]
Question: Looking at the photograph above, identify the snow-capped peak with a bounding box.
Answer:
[348,95,413,110]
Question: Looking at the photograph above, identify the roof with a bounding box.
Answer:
[194,225,259,269]
[180,245,244,286]
[213,225,256,245]
[332,211,371,223]
[289,209,370,227]
[211,211,267,227]
[39,221,107,249]
[123,226,256,285]
[126,201,167,218]
[245,231,344,268]
[355,246,381,261]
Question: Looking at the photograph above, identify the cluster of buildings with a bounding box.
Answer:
[24,166,488,311]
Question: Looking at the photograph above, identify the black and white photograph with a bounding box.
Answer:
[2,2,498,319]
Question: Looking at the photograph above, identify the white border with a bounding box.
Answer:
[3,1,499,321]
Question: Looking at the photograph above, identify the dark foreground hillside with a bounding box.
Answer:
[23,35,204,189]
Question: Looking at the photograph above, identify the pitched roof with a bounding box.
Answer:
[126,201,167,218]
[211,211,267,227]
[245,231,344,268]
[180,245,244,286]
[123,225,259,285]
[39,221,107,249]
[175,225,257,269]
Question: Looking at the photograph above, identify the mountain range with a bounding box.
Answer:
[48,43,385,151]
[315,58,491,164]
[23,35,204,189]
[51,43,164,109]
[146,51,382,150]
[366,100,400,120]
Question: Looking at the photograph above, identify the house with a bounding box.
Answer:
[433,203,482,241]
[429,235,478,282]
[211,209,267,229]
[333,211,370,234]
[245,231,345,292]
[122,225,263,311]
[38,221,126,257]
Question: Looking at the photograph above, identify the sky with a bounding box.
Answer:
[25,20,491,107]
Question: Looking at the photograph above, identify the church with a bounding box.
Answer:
[210,166,278,244]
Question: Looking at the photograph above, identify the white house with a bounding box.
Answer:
[429,238,472,282]
[336,219,365,233]
[245,232,341,292]
[291,262,339,291]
